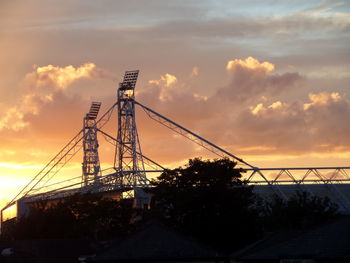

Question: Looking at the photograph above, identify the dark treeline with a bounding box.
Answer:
[1,158,339,252]
[1,195,136,240]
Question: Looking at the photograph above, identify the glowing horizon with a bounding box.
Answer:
[1,1,350,208]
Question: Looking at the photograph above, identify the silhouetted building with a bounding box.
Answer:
[1,239,93,263]
[232,216,350,263]
[84,223,225,263]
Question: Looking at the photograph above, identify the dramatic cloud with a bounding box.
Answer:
[216,57,303,105]
[1,0,349,208]
[149,73,177,87]
[304,92,341,110]
[226,57,275,73]
[224,91,350,156]
[138,57,300,123]
[0,63,100,131]
[3,56,329,170]
[26,63,98,91]
[134,57,350,162]
[0,107,27,131]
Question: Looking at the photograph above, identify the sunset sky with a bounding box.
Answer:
[0,0,350,207]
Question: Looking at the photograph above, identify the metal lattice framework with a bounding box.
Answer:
[82,102,102,186]
[246,167,350,210]
[114,70,148,188]
[2,99,118,211]
[2,69,350,220]
[134,100,350,210]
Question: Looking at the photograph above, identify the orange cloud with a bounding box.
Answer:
[33,63,96,90]
[0,63,99,132]
[250,101,285,115]
[148,73,178,101]
[190,66,199,77]
[216,57,302,106]
[136,57,349,160]
[232,91,350,155]
[149,73,177,87]
[0,107,27,131]
[226,56,275,74]
[304,92,341,110]
[1,56,349,192]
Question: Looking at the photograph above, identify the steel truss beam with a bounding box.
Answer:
[135,101,255,168]
[245,167,350,184]
[21,170,161,204]
[135,100,350,209]
[98,128,165,172]
[3,101,119,210]
[134,101,287,191]
[4,70,350,214]
[245,167,350,211]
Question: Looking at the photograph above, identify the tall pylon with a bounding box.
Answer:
[82,102,102,186]
[114,71,149,206]
[2,69,350,222]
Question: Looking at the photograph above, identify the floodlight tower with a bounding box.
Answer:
[82,102,102,186]
[115,70,149,196]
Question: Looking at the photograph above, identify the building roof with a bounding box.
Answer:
[233,216,350,261]
[88,223,223,262]
[1,239,93,263]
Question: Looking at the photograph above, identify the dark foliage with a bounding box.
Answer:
[148,158,262,251]
[262,191,339,231]
[1,158,341,255]
[1,194,136,240]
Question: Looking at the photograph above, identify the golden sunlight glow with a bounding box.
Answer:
[149,73,178,101]
[226,56,275,73]
[0,107,28,131]
[193,93,208,101]
[251,103,265,115]
[149,73,177,87]
[268,101,283,110]
[239,146,277,152]
[2,203,17,221]
[0,161,83,209]
[0,63,98,132]
[250,101,286,116]
[162,73,177,87]
[191,66,199,77]
[304,92,341,110]
[35,63,96,90]
[0,163,41,169]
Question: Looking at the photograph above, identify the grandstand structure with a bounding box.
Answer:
[2,70,350,225]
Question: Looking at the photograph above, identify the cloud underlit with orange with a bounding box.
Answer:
[0,58,348,208]
[226,57,275,74]
[33,63,97,90]
[137,56,350,161]
[0,0,349,207]
[304,92,341,110]
[0,63,98,131]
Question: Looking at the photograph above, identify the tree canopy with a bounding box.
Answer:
[148,158,261,251]
[262,191,339,231]
[1,158,340,254]
[1,194,136,240]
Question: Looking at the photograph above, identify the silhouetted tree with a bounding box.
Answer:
[262,191,339,231]
[2,158,341,255]
[148,158,262,251]
[2,193,136,240]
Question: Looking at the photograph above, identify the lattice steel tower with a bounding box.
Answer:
[82,102,102,186]
[114,70,148,192]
